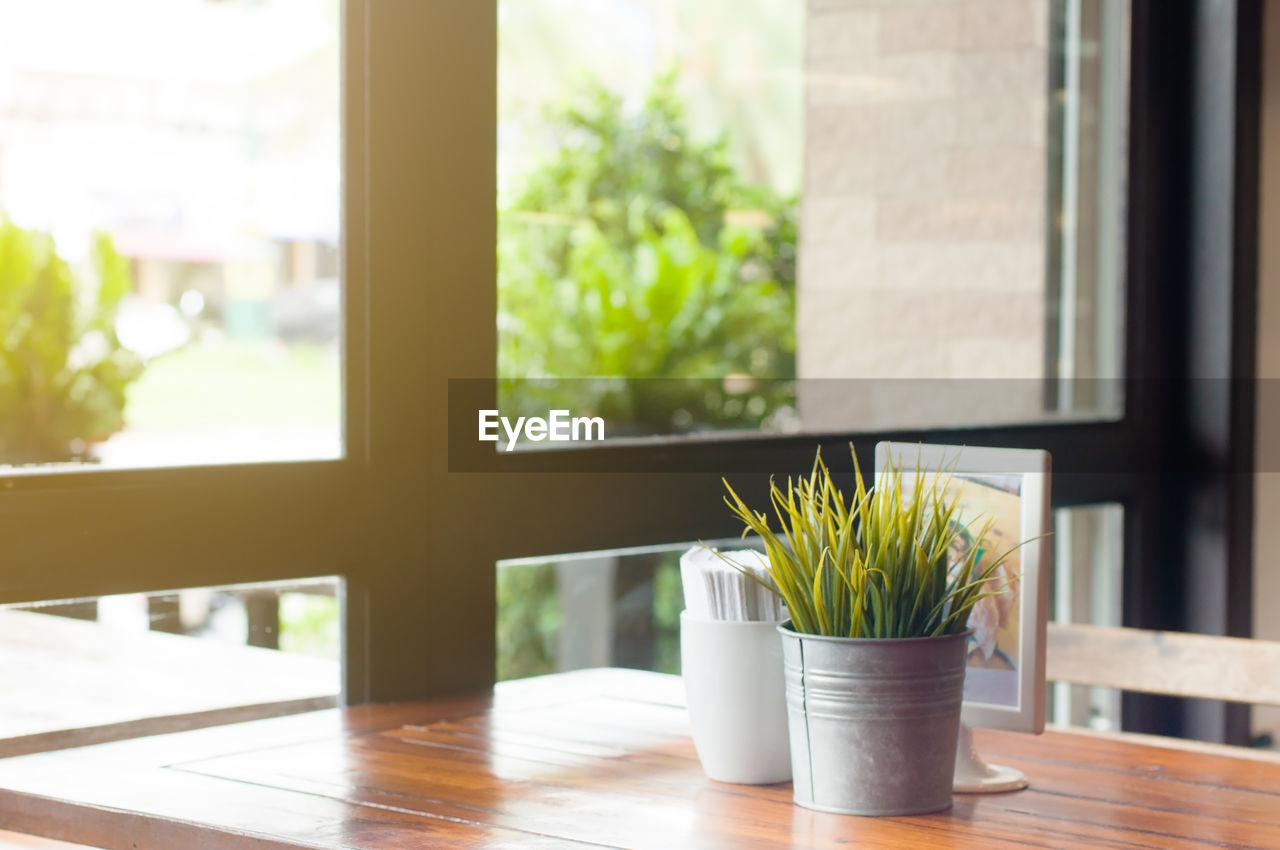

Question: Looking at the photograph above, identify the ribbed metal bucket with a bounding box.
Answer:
[779,624,970,816]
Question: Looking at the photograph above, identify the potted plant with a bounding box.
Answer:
[721,446,1017,815]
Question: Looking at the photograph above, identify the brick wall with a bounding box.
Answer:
[798,0,1050,430]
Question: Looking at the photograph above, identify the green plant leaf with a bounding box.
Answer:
[720,443,1033,639]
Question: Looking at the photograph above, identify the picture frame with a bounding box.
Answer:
[874,441,1052,735]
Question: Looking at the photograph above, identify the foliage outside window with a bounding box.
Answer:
[498,73,798,434]
[495,71,798,679]
[0,218,143,464]
[497,553,684,682]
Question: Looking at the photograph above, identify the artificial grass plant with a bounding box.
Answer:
[720,445,1018,639]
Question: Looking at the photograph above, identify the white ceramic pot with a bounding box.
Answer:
[680,610,791,784]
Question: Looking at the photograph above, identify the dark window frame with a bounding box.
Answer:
[0,1,1260,746]
[464,0,1262,744]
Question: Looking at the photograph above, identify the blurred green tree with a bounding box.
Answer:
[494,73,798,681]
[496,562,560,681]
[0,218,143,464]
[498,71,797,434]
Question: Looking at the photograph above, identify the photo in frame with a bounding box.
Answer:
[874,442,1052,734]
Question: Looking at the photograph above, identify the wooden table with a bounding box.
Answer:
[0,668,1277,849]
[0,608,338,758]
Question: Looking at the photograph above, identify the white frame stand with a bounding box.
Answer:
[953,723,1029,793]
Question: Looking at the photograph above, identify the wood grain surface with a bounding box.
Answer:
[0,608,339,758]
[1046,622,1280,705]
[0,831,96,850]
[0,668,1276,849]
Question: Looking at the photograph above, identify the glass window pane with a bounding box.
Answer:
[515,507,1133,734]
[1048,503,1123,731]
[496,0,1128,442]
[496,543,744,681]
[0,578,340,754]
[0,0,341,470]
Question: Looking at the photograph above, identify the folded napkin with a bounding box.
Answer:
[680,546,786,622]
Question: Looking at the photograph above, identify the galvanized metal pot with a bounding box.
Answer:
[778,623,970,816]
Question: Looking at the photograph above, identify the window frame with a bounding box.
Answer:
[466,0,1261,743]
[0,1,1261,744]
